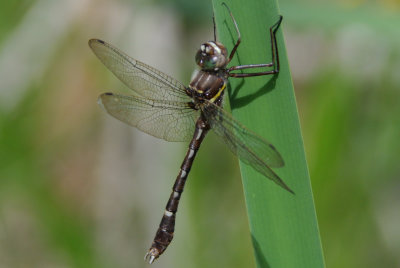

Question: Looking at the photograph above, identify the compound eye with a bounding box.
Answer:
[205,45,211,54]
[200,44,213,55]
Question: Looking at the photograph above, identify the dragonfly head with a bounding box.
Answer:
[195,41,228,71]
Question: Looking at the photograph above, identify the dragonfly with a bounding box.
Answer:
[89,3,292,264]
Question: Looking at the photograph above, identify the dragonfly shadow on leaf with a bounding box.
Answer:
[229,74,279,111]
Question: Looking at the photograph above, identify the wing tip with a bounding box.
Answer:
[88,38,105,48]
[275,179,295,194]
[276,176,295,194]
[284,185,295,195]
[267,143,285,167]
[97,92,114,110]
[269,170,295,194]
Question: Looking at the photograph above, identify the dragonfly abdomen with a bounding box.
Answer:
[145,118,210,263]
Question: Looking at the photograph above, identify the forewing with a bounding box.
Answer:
[202,102,293,193]
[89,39,190,102]
[99,93,199,142]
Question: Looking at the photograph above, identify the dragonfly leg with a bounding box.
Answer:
[213,13,217,42]
[222,3,242,64]
[145,118,209,264]
[227,16,283,78]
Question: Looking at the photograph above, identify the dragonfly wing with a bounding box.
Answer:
[99,93,199,142]
[201,102,293,193]
[89,39,190,102]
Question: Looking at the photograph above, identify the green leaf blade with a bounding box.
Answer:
[212,0,326,267]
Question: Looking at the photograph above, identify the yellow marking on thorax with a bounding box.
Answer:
[210,82,226,103]
[189,85,203,94]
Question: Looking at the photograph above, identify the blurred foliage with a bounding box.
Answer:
[0,85,97,267]
[0,1,34,43]
[300,70,400,267]
[0,0,399,267]
[152,0,212,29]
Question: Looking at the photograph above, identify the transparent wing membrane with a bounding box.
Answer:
[90,39,198,142]
[89,39,190,102]
[202,102,293,193]
[99,93,198,142]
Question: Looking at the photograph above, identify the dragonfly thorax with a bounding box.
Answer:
[189,69,227,105]
[195,41,228,71]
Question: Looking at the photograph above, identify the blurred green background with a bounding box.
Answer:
[0,0,399,267]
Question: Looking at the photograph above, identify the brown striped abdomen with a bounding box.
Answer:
[145,117,210,263]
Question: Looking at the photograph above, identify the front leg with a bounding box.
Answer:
[227,16,283,78]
